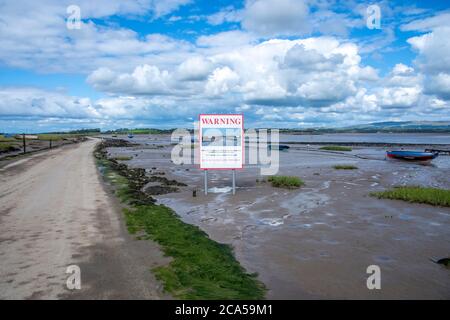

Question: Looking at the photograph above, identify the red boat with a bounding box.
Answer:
[386,150,438,161]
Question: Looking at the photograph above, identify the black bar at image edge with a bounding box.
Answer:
[0,300,448,318]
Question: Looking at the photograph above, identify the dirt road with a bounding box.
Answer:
[0,139,169,299]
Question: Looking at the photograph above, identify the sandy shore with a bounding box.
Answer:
[107,134,450,299]
[0,139,169,299]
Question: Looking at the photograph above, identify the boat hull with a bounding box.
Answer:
[386,151,438,161]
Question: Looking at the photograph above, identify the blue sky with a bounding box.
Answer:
[0,0,449,132]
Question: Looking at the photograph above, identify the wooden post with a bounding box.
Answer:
[22,133,26,154]
[49,139,52,149]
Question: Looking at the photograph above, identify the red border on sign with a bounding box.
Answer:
[199,114,244,170]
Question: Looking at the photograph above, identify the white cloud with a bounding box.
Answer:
[401,12,450,31]
[297,77,357,103]
[176,57,214,81]
[205,67,240,96]
[406,13,450,101]
[196,30,256,48]
[377,86,421,108]
[241,0,311,37]
[86,37,376,110]
[408,26,450,74]
[0,87,99,119]
[282,44,345,71]
[207,6,243,25]
[0,0,193,73]
[424,73,450,100]
[87,65,171,94]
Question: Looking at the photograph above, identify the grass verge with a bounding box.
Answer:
[268,175,304,189]
[320,146,352,152]
[38,134,74,141]
[112,156,133,161]
[0,142,19,152]
[371,186,450,207]
[0,135,15,142]
[95,141,265,299]
[333,165,358,170]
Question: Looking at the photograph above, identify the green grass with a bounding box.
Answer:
[0,135,15,142]
[333,165,358,170]
[124,206,265,299]
[37,133,94,141]
[112,156,133,161]
[96,149,265,300]
[38,134,72,141]
[0,142,18,152]
[371,186,450,207]
[268,175,304,189]
[320,146,352,152]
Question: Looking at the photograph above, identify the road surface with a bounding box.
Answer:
[0,139,169,299]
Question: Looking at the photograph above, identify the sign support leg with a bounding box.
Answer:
[204,170,208,195]
[232,169,236,195]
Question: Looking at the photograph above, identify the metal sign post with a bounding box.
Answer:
[204,170,208,195]
[199,114,243,196]
[232,170,236,195]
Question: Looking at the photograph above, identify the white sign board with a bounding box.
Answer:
[199,114,243,170]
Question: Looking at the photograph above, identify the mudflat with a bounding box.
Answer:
[0,139,168,299]
[107,134,450,299]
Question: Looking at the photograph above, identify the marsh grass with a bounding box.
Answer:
[0,135,15,142]
[124,206,265,299]
[268,175,304,189]
[96,148,265,299]
[38,133,88,141]
[112,156,133,161]
[320,146,352,152]
[0,142,19,152]
[333,165,358,170]
[371,186,450,207]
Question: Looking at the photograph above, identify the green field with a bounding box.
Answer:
[320,146,352,151]
[371,186,450,207]
[268,175,304,189]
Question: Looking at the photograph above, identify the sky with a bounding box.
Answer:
[0,0,449,132]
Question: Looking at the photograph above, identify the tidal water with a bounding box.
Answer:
[279,133,450,144]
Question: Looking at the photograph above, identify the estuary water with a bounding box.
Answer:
[279,133,450,145]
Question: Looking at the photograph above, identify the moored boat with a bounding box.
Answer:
[386,150,438,161]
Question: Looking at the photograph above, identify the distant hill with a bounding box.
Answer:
[341,121,450,133]
[279,121,450,133]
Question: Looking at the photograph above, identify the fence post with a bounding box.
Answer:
[22,133,26,154]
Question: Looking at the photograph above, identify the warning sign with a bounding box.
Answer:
[199,114,243,170]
